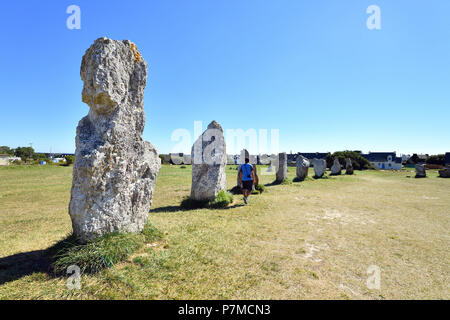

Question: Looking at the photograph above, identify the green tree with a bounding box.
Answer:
[426,154,445,166]
[0,146,14,155]
[326,151,374,170]
[14,146,35,160]
[65,155,75,166]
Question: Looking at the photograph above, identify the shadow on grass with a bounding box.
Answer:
[264,179,292,186]
[0,237,71,285]
[221,203,245,210]
[151,205,187,213]
[151,202,245,213]
[0,249,51,285]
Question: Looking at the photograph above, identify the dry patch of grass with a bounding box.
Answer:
[0,165,448,299]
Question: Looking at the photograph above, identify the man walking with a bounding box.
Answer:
[239,158,256,204]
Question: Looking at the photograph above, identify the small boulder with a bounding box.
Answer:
[295,155,310,181]
[276,152,287,182]
[330,158,342,175]
[415,164,426,178]
[312,158,326,178]
[438,166,450,178]
[345,158,354,175]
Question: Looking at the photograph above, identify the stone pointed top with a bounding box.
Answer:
[207,120,223,131]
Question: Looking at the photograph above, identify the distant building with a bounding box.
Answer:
[52,158,65,163]
[9,156,21,162]
[417,154,429,163]
[0,154,10,166]
[361,152,402,170]
[297,152,329,162]
[406,153,429,165]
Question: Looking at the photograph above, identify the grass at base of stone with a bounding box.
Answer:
[269,179,292,185]
[180,190,234,209]
[255,184,265,193]
[313,175,329,179]
[51,223,163,275]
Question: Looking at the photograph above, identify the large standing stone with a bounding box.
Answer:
[415,164,426,178]
[191,121,227,201]
[276,152,287,182]
[69,38,161,243]
[312,158,326,178]
[345,158,354,175]
[236,149,249,187]
[438,166,450,178]
[295,155,310,181]
[238,149,250,164]
[259,154,272,165]
[183,154,192,165]
[162,154,171,164]
[170,153,184,165]
[253,164,259,186]
[330,158,342,175]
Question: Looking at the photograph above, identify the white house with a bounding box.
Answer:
[362,152,403,170]
[0,154,10,166]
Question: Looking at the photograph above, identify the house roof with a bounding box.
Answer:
[417,154,429,160]
[361,152,396,162]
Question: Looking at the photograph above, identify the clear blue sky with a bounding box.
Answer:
[0,0,449,155]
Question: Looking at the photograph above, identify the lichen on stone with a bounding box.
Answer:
[130,42,142,62]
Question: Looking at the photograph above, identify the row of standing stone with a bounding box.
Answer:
[275,153,353,183]
[69,38,449,243]
[415,163,450,178]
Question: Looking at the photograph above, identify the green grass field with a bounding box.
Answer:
[0,164,448,299]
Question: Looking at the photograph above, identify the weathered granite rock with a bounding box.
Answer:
[295,155,310,181]
[69,37,161,243]
[236,149,249,188]
[415,164,426,178]
[191,120,227,200]
[312,158,326,178]
[253,164,259,185]
[330,158,342,175]
[162,154,171,164]
[438,166,450,178]
[345,158,354,175]
[236,164,243,188]
[170,153,183,165]
[276,152,287,182]
[259,154,270,165]
[238,149,250,164]
[183,154,192,165]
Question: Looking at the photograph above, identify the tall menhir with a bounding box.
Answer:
[69,38,161,243]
